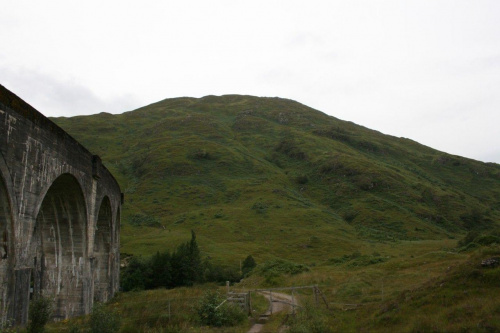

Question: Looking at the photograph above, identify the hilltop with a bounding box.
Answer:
[52,95,500,263]
[49,95,500,332]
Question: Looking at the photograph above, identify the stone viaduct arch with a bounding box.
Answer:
[0,84,122,326]
[0,151,16,326]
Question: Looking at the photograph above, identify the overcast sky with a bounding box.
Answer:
[1,1,499,163]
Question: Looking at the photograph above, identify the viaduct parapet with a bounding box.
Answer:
[0,84,122,325]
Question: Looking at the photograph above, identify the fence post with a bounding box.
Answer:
[247,291,252,315]
[292,289,295,314]
[317,287,329,309]
[270,291,273,315]
[314,285,319,306]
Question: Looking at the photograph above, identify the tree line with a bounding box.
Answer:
[120,231,256,291]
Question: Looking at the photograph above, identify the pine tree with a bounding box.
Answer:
[149,251,172,289]
[242,255,256,277]
[188,230,202,283]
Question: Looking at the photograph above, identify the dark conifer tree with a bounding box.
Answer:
[121,256,150,291]
[188,230,202,283]
[242,255,257,276]
[149,251,172,289]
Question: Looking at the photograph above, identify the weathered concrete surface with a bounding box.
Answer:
[0,84,122,325]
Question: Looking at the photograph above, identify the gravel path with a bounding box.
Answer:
[247,291,297,333]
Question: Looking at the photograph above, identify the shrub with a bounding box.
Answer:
[318,156,358,176]
[295,174,309,184]
[342,210,358,223]
[242,255,257,277]
[328,252,386,267]
[355,175,376,190]
[457,230,480,247]
[457,231,500,249]
[460,207,485,230]
[128,213,161,227]
[88,302,121,333]
[458,242,480,252]
[196,290,246,327]
[312,126,351,143]
[0,319,16,333]
[348,255,386,267]
[203,263,241,284]
[190,149,215,160]
[27,296,53,333]
[251,201,268,214]
[475,235,500,246]
[275,139,307,160]
[256,259,309,277]
[120,255,151,291]
[287,302,332,333]
[121,231,204,290]
[68,324,81,333]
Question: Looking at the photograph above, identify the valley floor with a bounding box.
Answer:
[44,242,500,332]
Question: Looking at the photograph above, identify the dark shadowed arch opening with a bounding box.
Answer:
[0,175,13,325]
[32,174,87,320]
[94,196,111,302]
[112,207,121,295]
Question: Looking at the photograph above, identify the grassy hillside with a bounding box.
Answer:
[48,95,500,332]
[52,95,500,265]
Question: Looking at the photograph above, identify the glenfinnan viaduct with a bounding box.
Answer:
[0,84,122,325]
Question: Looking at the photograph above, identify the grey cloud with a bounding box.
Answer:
[0,66,141,117]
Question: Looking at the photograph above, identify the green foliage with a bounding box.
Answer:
[295,174,309,184]
[286,303,332,333]
[170,230,202,286]
[203,261,242,284]
[458,230,500,249]
[254,258,309,286]
[242,255,256,276]
[54,96,500,260]
[48,243,500,333]
[196,290,246,327]
[458,230,481,247]
[128,213,161,227]
[275,138,308,160]
[120,255,151,291]
[460,207,486,230]
[342,210,358,223]
[88,302,121,333]
[68,324,81,333]
[49,95,500,332]
[251,201,268,214]
[189,148,215,160]
[27,296,52,333]
[256,258,309,277]
[120,231,242,291]
[52,95,500,264]
[196,290,225,327]
[0,319,17,333]
[476,235,500,245]
[328,251,387,267]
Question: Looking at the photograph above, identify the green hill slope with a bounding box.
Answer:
[51,95,500,264]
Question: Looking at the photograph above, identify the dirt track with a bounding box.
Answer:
[247,291,297,333]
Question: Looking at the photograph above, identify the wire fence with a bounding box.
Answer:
[116,296,200,328]
[113,278,432,330]
[115,285,330,327]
